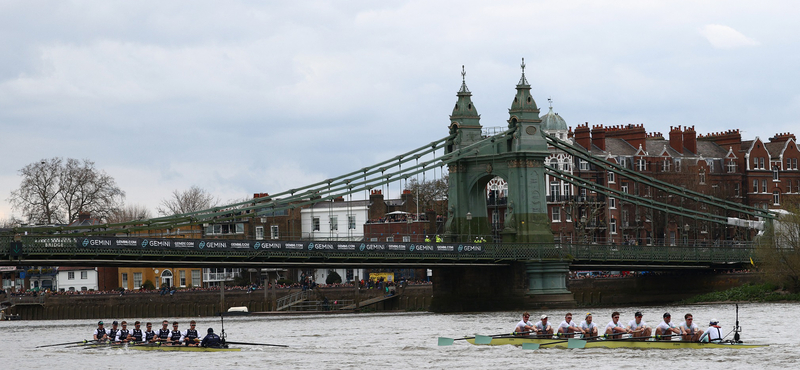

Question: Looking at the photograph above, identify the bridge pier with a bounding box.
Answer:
[429,262,574,312]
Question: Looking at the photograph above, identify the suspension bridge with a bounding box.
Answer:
[0,60,774,309]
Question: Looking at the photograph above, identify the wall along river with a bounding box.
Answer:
[3,302,796,369]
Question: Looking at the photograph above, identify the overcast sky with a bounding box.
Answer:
[2,1,799,221]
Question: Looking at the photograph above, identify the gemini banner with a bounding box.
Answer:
[75,237,484,254]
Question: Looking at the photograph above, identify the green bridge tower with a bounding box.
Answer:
[433,60,572,311]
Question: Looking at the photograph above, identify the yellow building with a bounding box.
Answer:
[117,225,204,290]
[118,266,202,290]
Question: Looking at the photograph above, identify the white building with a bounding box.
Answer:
[300,199,369,241]
[56,267,98,292]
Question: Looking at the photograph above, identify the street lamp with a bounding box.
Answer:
[466,212,472,242]
[684,223,690,246]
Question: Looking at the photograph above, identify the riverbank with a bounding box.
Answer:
[682,283,800,303]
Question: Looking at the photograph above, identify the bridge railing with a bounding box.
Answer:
[0,237,756,266]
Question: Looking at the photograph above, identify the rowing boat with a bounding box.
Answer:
[465,336,767,349]
[75,342,240,351]
[127,344,240,352]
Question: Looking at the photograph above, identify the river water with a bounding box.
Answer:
[3,302,796,369]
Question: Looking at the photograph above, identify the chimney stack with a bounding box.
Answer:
[683,126,697,154]
[669,125,683,153]
[591,125,606,151]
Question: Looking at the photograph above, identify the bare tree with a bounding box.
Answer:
[756,196,800,292]
[405,175,448,212]
[157,186,220,216]
[8,158,125,224]
[107,204,153,223]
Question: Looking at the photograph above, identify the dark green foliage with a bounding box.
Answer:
[142,279,156,290]
[682,283,800,303]
[326,271,342,285]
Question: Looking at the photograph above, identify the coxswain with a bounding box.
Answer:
[579,313,599,339]
[93,321,108,341]
[182,320,200,346]
[156,320,171,342]
[167,321,183,345]
[200,328,223,348]
[627,311,652,339]
[514,312,535,335]
[700,319,723,342]
[144,322,158,343]
[604,311,630,339]
[115,321,131,343]
[557,312,582,338]
[535,314,554,337]
[679,313,704,342]
[107,321,120,342]
[130,321,144,343]
[655,312,681,340]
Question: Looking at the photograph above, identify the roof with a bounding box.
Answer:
[309,200,370,210]
[695,140,727,158]
[765,141,785,158]
[58,266,95,271]
[540,107,568,132]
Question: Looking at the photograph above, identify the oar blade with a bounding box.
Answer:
[438,337,455,346]
[522,342,540,350]
[567,338,586,349]
[474,335,493,345]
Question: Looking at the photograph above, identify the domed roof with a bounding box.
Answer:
[540,106,567,132]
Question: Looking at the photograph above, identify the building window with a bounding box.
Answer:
[699,169,706,184]
[180,270,186,287]
[728,160,736,173]
[773,167,780,181]
[753,179,758,193]
[270,225,279,239]
[662,159,671,172]
[608,172,615,184]
[565,209,572,222]
[609,197,616,209]
[348,215,356,230]
[402,236,411,242]
[192,270,201,287]
[753,157,758,168]
[794,158,798,169]
[329,216,338,231]
[618,157,627,168]
[760,157,765,169]
[621,183,629,193]
[133,272,142,289]
[121,273,128,288]
[579,159,589,171]
[313,217,320,231]
[735,183,740,197]
[610,219,617,234]
[550,182,560,198]
[68,272,74,280]
[255,226,264,240]
[787,158,791,170]
[774,190,780,205]
[762,180,767,193]
[81,271,88,279]
[675,159,681,172]
[386,236,394,242]
[551,207,561,222]
[637,159,646,171]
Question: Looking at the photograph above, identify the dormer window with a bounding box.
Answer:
[699,169,706,184]
[662,159,671,172]
[727,160,736,173]
[637,159,646,171]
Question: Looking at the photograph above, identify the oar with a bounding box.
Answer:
[36,340,96,348]
[521,334,606,350]
[225,340,288,348]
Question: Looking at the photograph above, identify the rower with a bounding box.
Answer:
[200,328,222,348]
[93,321,108,341]
[700,319,722,342]
[579,313,599,339]
[535,314,554,337]
[183,320,201,346]
[655,312,681,340]
[679,313,704,342]
[130,321,144,343]
[156,320,171,342]
[144,322,158,343]
[514,312,535,335]
[107,321,120,343]
[604,311,630,339]
[167,321,184,345]
[557,312,582,338]
[115,321,131,343]
[627,311,652,339]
